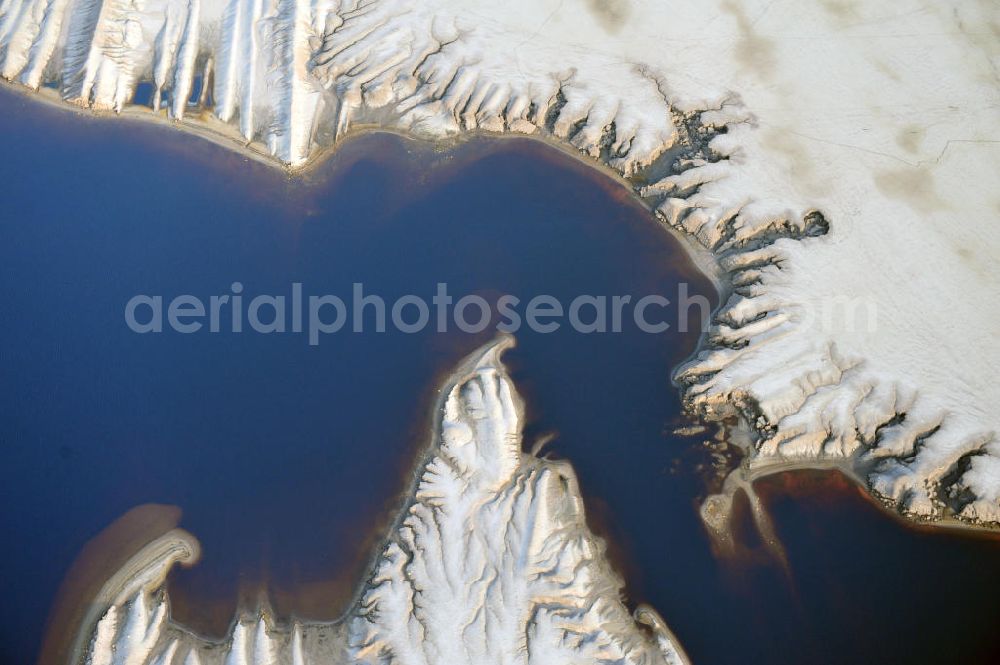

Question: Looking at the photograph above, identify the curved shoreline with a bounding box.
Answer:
[3,0,998,535]
[5,74,996,542]
[0,81,726,294]
[60,336,692,665]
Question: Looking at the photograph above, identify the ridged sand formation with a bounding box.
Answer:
[1,0,997,523]
[71,338,690,665]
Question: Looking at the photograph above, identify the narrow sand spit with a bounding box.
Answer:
[3,0,995,525]
[64,337,690,665]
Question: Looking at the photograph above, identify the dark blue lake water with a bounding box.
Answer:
[1,87,998,665]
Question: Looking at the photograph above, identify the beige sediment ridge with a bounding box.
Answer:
[1,80,723,289]
[5,0,997,526]
[4,10,999,660]
[57,338,691,665]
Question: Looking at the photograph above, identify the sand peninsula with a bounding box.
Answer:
[62,337,690,665]
[2,1,998,526]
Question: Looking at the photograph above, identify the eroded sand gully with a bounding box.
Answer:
[3,0,997,528]
[37,506,191,665]
[55,338,691,665]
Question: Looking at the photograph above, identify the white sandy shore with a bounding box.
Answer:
[67,338,690,665]
[1,0,998,527]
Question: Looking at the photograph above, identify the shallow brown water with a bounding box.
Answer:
[1,85,998,665]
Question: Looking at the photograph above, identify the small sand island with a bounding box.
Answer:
[2,0,997,528]
[64,338,689,665]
